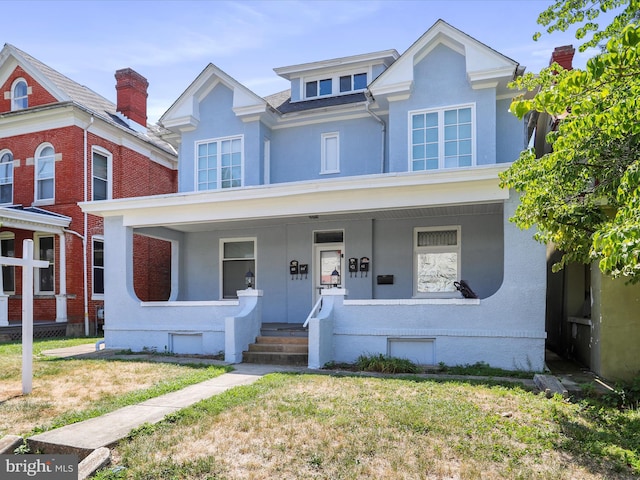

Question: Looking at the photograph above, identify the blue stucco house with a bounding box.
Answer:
[81,20,547,371]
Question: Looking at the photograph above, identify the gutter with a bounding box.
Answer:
[364,90,386,173]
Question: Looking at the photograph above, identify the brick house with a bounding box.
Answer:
[0,44,177,337]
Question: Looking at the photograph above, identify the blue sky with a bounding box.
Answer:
[2,1,611,123]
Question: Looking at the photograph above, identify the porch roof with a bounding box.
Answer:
[0,206,72,233]
[80,164,510,231]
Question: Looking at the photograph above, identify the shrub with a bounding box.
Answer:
[355,354,420,374]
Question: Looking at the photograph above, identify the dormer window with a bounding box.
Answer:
[340,73,367,93]
[11,79,28,110]
[306,78,332,98]
[304,72,368,100]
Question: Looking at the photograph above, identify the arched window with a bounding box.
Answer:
[35,144,55,203]
[0,150,13,204]
[11,79,28,110]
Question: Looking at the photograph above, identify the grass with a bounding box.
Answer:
[0,337,229,436]
[95,373,640,480]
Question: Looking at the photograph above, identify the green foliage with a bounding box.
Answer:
[501,1,640,281]
[603,373,640,409]
[355,353,420,374]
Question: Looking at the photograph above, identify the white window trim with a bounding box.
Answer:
[301,67,371,100]
[219,237,256,299]
[194,135,244,191]
[320,132,340,174]
[10,78,29,111]
[0,232,15,294]
[408,103,476,171]
[92,236,104,299]
[413,226,461,298]
[0,149,14,205]
[91,147,113,201]
[34,142,56,205]
[34,233,55,295]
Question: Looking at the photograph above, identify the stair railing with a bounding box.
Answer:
[303,296,323,329]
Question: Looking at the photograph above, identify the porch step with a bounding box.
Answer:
[259,323,308,338]
[243,327,308,366]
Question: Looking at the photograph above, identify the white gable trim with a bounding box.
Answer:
[369,19,518,98]
[0,46,71,103]
[160,64,268,131]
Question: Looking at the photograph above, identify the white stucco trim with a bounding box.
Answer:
[334,328,545,339]
[344,298,479,306]
[80,164,511,227]
[141,300,238,307]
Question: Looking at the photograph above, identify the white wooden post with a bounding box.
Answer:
[0,239,48,394]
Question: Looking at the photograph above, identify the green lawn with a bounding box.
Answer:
[96,373,640,480]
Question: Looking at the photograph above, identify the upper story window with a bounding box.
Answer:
[305,72,367,99]
[321,132,339,174]
[339,73,367,93]
[11,79,29,110]
[0,150,13,204]
[306,78,332,98]
[35,143,55,203]
[410,104,474,171]
[196,136,243,190]
[92,148,112,200]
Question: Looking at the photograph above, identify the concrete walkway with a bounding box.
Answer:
[29,345,300,458]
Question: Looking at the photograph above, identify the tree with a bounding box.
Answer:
[500,0,640,281]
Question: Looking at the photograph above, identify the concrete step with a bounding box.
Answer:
[242,351,308,366]
[248,342,308,353]
[260,323,308,338]
[255,335,308,345]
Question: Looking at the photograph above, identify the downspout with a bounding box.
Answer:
[364,90,386,173]
[83,116,94,336]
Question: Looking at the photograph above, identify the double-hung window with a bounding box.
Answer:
[0,150,13,204]
[36,234,55,294]
[414,226,461,297]
[92,149,111,200]
[411,104,474,171]
[196,136,243,190]
[221,238,255,299]
[0,233,15,293]
[35,144,55,202]
[92,238,104,296]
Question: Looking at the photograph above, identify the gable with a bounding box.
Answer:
[0,63,61,114]
[370,19,519,101]
[160,64,270,133]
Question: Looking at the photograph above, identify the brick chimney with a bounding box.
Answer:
[550,45,575,70]
[115,68,148,126]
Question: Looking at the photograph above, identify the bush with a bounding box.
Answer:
[355,354,420,374]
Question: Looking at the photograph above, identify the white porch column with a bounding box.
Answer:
[55,231,68,322]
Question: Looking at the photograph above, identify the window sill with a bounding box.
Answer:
[33,199,55,207]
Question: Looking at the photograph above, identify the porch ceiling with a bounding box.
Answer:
[143,202,503,233]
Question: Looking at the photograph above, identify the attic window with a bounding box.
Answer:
[11,79,28,110]
[306,78,332,98]
[339,73,367,93]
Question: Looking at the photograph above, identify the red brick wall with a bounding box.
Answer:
[1,108,177,329]
[0,66,58,113]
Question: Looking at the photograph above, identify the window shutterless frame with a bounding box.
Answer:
[195,135,244,191]
[408,103,476,171]
[413,226,461,298]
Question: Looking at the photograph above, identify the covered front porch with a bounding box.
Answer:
[81,167,547,371]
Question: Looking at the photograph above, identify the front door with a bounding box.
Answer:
[313,243,344,303]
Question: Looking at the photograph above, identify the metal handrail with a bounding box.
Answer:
[303,296,323,328]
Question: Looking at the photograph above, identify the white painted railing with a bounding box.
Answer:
[303,296,323,328]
